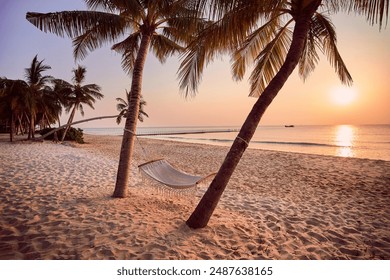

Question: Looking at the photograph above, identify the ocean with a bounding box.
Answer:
[82,125,390,162]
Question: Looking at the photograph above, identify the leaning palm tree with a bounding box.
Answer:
[54,66,103,142]
[116,90,149,124]
[26,0,206,198]
[180,0,389,228]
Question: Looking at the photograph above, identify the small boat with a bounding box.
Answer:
[285,125,295,128]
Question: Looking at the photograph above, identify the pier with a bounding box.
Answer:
[137,128,239,136]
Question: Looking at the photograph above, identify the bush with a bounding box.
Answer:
[39,127,85,144]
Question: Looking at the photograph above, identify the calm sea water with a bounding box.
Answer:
[82,125,390,161]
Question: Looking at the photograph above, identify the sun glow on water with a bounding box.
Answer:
[334,125,356,157]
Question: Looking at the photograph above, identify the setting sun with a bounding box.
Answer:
[329,86,358,106]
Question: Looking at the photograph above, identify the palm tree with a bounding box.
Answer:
[116,89,149,124]
[51,79,70,127]
[0,78,29,142]
[26,0,206,198]
[24,55,53,139]
[36,85,63,130]
[54,66,103,142]
[179,0,389,228]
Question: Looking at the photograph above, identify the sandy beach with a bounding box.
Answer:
[0,134,389,260]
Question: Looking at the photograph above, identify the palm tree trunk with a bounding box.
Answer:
[186,1,321,229]
[10,113,15,142]
[28,113,35,140]
[17,115,23,135]
[112,33,152,198]
[23,113,30,136]
[36,114,119,140]
[61,105,77,142]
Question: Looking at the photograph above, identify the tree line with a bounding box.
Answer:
[0,55,103,142]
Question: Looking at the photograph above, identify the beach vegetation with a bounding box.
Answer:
[26,0,208,198]
[39,127,85,143]
[0,56,62,142]
[1,59,103,143]
[116,90,149,124]
[181,0,389,228]
[53,66,103,142]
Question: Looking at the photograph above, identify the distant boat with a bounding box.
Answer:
[285,125,295,128]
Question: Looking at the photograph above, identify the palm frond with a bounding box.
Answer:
[113,0,148,23]
[313,13,353,85]
[163,16,202,44]
[249,20,294,97]
[53,79,73,88]
[26,11,125,40]
[72,66,87,84]
[231,13,285,81]
[177,7,256,95]
[24,55,52,85]
[112,32,141,74]
[151,34,184,63]
[79,103,86,116]
[84,0,119,12]
[177,0,286,96]
[72,27,104,60]
[205,5,259,51]
[116,103,127,112]
[116,115,123,124]
[348,0,389,28]
[82,84,104,99]
[190,0,279,20]
[116,97,128,106]
[298,23,320,81]
[177,39,208,97]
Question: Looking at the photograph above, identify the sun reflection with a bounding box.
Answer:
[335,125,355,157]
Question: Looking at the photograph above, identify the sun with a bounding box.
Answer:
[329,86,358,106]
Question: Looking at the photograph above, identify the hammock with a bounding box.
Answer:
[138,159,215,190]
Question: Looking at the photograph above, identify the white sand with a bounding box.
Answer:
[0,134,389,259]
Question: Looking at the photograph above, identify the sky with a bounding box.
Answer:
[0,0,389,128]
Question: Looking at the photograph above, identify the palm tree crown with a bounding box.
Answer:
[180,0,388,97]
[26,0,201,74]
[25,55,52,86]
[116,89,148,124]
[68,66,103,116]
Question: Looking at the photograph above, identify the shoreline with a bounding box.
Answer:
[81,133,390,163]
[80,124,390,162]
[1,134,389,259]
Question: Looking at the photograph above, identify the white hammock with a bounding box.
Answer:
[138,159,215,189]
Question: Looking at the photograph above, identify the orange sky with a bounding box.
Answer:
[1,1,389,127]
